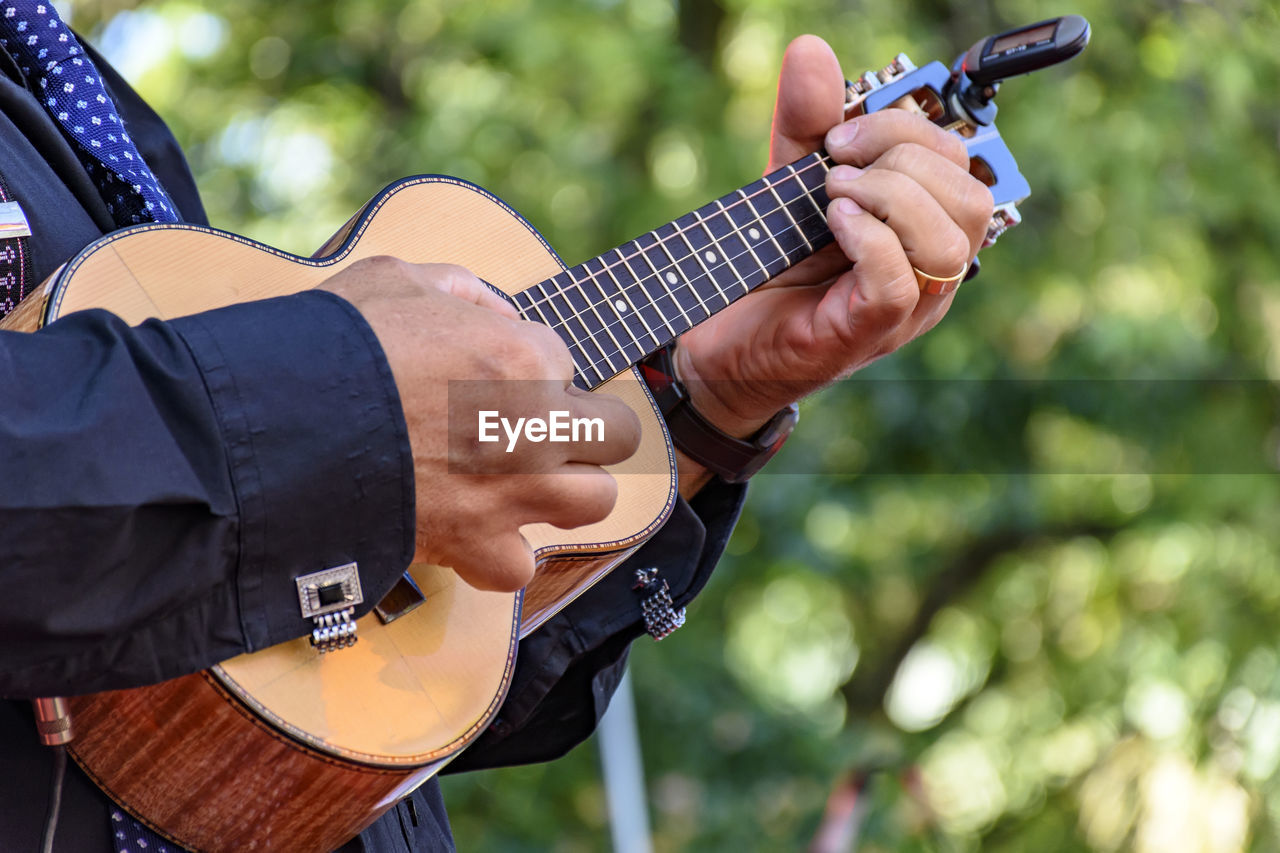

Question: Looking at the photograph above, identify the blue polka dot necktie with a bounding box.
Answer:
[3,5,188,848]
[0,0,179,227]
[110,808,183,853]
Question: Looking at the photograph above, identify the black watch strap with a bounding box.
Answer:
[640,345,797,484]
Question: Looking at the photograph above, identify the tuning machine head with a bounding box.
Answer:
[838,17,1089,249]
[844,53,916,111]
[845,53,918,101]
[840,53,1025,247]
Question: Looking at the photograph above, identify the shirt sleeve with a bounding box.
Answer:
[0,290,415,698]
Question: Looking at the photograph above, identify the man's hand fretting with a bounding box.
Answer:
[674,35,994,440]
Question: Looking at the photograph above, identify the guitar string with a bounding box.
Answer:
[527,200,824,384]
[554,198,833,384]
[517,153,835,377]
[546,157,834,377]
[569,199,835,384]
[515,151,832,320]
[520,155,833,378]
[517,172,832,379]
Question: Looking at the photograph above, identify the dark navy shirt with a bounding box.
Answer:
[0,35,744,853]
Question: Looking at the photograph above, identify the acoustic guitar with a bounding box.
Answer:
[2,20,1085,852]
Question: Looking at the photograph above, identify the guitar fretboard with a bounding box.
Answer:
[509,151,835,389]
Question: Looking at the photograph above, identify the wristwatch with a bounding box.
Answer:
[640,345,798,484]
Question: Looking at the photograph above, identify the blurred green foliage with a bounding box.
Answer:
[78,0,1280,849]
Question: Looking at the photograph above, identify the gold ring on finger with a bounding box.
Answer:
[913,262,970,295]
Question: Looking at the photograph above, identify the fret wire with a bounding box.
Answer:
[594,200,829,351]
[530,277,592,364]
[576,358,606,386]
[711,188,808,280]
[632,233,695,329]
[558,273,629,381]
[530,278,611,383]
[788,156,835,247]
[557,228,714,379]
[669,214,730,312]
[721,181,788,275]
[578,204,834,379]
[614,246,684,343]
[736,186,792,271]
[699,208,770,301]
[649,228,714,319]
[549,270,631,374]
[567,263,643,364]
[564,200,832,380]
[786,160,827,222]
[666,222,721,319]
[514,285,575,360]
[518,293,606,387]
[512,289,541,325]
[714,198,770,282]
[519,155,838,380]
[762,172,814,254]
[595,252,665,349]
[559,269,630,372]
[518,153,832,319]
[690,209,749,299]
[555,285,614,381]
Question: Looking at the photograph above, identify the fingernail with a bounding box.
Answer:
[829,197,864,218]
[828,164,863,182]
[825,121,858,150]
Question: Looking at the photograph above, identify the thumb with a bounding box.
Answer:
[768,35,847,172]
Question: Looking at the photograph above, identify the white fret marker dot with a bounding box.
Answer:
[665,272,679,285]
[614,299,628,312]
[748,228,761,241]
[704,251,718,263]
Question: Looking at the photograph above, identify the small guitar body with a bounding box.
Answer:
[3,177,679,852]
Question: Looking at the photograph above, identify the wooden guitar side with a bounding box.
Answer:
[7,176,677,851]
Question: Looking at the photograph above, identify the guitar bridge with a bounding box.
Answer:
[296,563,364,653]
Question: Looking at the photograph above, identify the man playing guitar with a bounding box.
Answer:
[0,15,991,850]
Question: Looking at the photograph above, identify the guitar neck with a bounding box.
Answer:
[510,151,835,389]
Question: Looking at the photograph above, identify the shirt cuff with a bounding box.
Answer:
[171,289,415,652]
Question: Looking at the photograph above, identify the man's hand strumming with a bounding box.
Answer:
[321,257,641,592]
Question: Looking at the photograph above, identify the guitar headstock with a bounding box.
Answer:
[843,16,1090,250]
